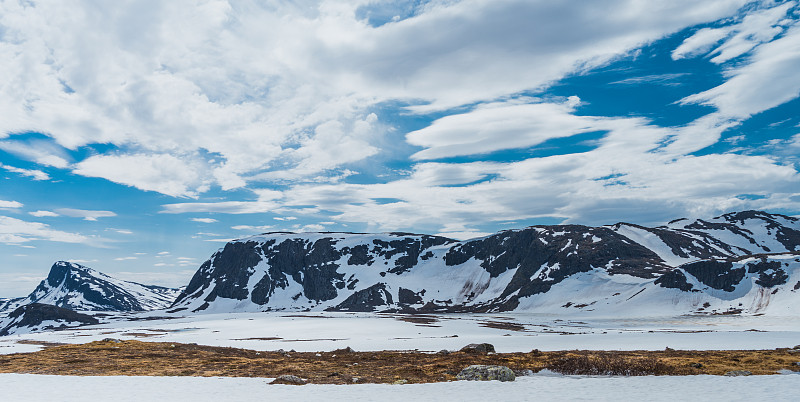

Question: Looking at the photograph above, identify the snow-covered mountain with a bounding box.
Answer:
[0,303,100,336]
[170,211,800,315]
[22,261,183,311]
[0,297,25,314]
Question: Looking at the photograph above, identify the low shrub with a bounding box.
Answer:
[546,353,676,376]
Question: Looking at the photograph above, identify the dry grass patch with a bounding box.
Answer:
[0,340,797,384]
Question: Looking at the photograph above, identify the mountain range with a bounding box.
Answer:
[2,210,799,336]
[170,210,800,315]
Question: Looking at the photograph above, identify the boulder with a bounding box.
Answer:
[460,343,495,354]
[456,365,515,382]
[270,375,306,385]
[724,370,752,376]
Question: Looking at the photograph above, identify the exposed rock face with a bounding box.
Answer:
[456,365,515,382]
[0,297,25,313]
[25,261,183,311]
[682,260,743,292]
[654,270,694,292]
[331,283,393,312]
[460,343,496,354]
[0,303,99,336]
[170,211,800,315]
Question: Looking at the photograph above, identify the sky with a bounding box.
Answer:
[1,0,800,296]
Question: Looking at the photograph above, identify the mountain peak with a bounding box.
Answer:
[27,261,182,312]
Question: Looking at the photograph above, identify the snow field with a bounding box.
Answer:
[1,372,799,402]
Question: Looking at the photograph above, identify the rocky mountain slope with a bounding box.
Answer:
[0,297,25,314]
[0,303,99,336]
[19,261,182,312]
[170,210,800,315]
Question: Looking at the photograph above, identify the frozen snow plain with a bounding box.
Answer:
[2,372,800,402]
[1,311,799,354]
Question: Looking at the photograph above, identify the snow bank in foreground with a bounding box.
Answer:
[1,373,799,402]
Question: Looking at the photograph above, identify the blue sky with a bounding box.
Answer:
[1,0,799,296]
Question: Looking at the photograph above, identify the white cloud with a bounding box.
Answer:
[0,163,50,180]
[0,215,91,244]
[672,26,734,60]
[672,2,795,62]
[0,0,750,196]
[29,210,59,217]
[191,218,218,223]
[162,200,280,214]
[0,200,23,208]
[407,98,602,160]
[680,22,800,119]
[300,224,325,232]
[55,208,116,221]
[73,154,210,198]
[0,140,70,168]
[114,256,137,261]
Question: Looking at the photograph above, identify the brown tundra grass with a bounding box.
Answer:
[0,340,798,384]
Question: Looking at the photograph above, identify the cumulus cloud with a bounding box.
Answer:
[73,154,210,198]
[0,0,751,197]
[29,210,59,217]
[2,0,798,238]
[0,200,23,208]
[162,89,800,231]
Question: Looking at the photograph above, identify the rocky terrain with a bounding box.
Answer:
[170,210,800,315]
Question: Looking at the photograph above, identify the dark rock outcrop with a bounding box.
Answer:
[682,260,744,292]
[654,269,694,291]
[746,260,789,288]
[331,283,393,312]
